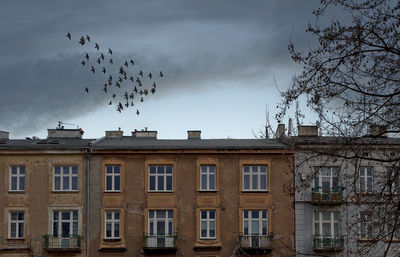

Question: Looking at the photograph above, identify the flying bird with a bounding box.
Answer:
[147,73,152,79]
[100,53,105,60]
[118,77,123,83]
[153,82,156,88]
[109,58,113,64]
[90,66,95,73]
[95,43,99,50]
[79,36,85,45]
[108,75,113,81]
[108,48,112,55]
[86,35,90,42]
[85,53,89,60]
[136,110,140,116]
[160,71,163,77]
[125,102,129,108]
[119,67,124,75]
[139,70,143,77]
[129,76,134,82]
[140,97,144,102]
[151,88,156,94]
[66,33,71,40]
[130,59,134,65]
[108,101,112,105]
[85,87,89,93]
[124,61,128,67]
[97,58,101,64]
[112,94,116,99]
[102,67,106,74]
[103,84,107,93]
[81,60,85,66]
[115,82,121,88]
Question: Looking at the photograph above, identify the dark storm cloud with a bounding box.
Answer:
[0,0,320,136]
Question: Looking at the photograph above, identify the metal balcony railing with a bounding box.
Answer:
[313,235,344,251]
[43,235,82,251]
[312,187,344,204]
[239,234,273,249]
[143,233,178,249]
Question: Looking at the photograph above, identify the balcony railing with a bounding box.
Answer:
[239,234,273,249]
[313,235,344,251]
[143,233,178,249]
[312,187,344,204]
[43,235,82,252]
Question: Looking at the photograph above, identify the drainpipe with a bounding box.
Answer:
[85,145,93,257]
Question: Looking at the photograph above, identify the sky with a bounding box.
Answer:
[0,0,324,139]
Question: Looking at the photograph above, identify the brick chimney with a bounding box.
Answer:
[0,130,9,140]
[297,125,318,136]
[187,130,201,139]
[132,129,157,139]
[48,129,82,139]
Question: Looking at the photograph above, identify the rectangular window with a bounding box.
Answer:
[148,210,174,236]
[200,165,216,191]
[9,211,24,238]
[149,165,173,192]
[105,165,121,192]
[360,167,373,193]
[9,166,26,192]
[105,211,120,239]
[386,167,400,194]
[313,211,340,237]
[314,167,339,192]
[360,211,374,239]
[243,165,268,191]
[53,211,78,237]
[243,210,268,235]
[53,166,78,191]
[200,210,216,239]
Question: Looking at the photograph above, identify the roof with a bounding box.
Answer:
[292,136,400,147]
[92,137,288,151]
[0,138,94,150]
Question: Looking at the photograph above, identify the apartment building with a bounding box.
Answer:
[0,128,294,257]
[293,125,400,257]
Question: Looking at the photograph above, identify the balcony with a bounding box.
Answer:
[43,235,82,252]
[312,187,344,204]
[239,234,273,254]
[313,235,344,252]
[143,233,178,253]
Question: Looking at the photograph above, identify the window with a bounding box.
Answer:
[313,212,340,238]
[105,211,120,239]
[149,210,174,236]
[105,165,121,192]
[149,165,173,192]
[9,211,24,238]
[200,165,216,191]
[243,210,268,235]
[243,165,268,191]
[314,167,339,192]
[200,210,216,239]
[360,167,373,193]
[9,166,26,191]
[54,166,78,191]
[360,211,374,239]
[386,167,400,194]
[53,211,78,237]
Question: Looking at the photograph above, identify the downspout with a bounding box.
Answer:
[85,145,93,257]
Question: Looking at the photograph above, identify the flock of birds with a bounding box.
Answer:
[66,33,163,115]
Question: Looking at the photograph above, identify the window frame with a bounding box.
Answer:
[360,211,374,239]
[53,166,79,192]
[9,165,26,192]
[148,165,174,192]
[148,210,174,235]
[52,210,79,237]
[242,210,268,235]
[200,210,216,239]
[242,165,268,192]
[199,165,217,191]
[104,211,121,239]
[386,167,400,194]
[8,211,25,239]
[313,211,341,238]
[314,166,340,192]
[105,165,121,192]
[359,167,373,193]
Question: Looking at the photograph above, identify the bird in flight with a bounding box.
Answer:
[102,67,106,74]
[130,59,134,65]
[148,73,152,79]
[85,87,89,93]
[136,109,140,116]
[95,43,99,50]
[160,71,163,77]
[109,58,113,64]
[85,53,89,60]
[66,33,71,40]
[79,36,85,45]
[139,70,143,77]
[86,35,90,42]
[100,53,105,60]
[81,60,85,66]
[108,48,112,55]
[90,66,95,73]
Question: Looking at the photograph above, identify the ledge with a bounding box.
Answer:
[44,247,81,253]
[98,247,126,252]
[143,247,177,254]
[0,247,30,253]
[193,245,222,251]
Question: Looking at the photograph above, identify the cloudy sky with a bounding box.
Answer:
[0,0,324,139]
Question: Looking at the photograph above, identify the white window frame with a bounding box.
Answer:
[104,211,120,239]
[105,165,121,192]
[9,166,26,192]
[200,165,216,191]
[314,167,339,192]
[242,165,268,191]
[53,166,78,191]
[360,167,373,193]
[360,211,374,239]
[313,211,341,238]
[200,210,216,239]
[148,165,173,192]
[52,210,79,237]
[243,210,268,235]
[8,211,25,239]
[148,210,174,236]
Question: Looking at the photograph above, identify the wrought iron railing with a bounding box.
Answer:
[313,235,344,250]
[312,186,344,203]
[239,234,273,249]
[143,233,178,248]
[43,235,82,249]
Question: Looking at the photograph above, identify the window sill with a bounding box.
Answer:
[148,191,175,193]
[358,239,377,243]
[198,190,218,193]
[6,238,25,241]
[103,191,122,194]
[241,190,269,193]
[103,238,121,242]
[52,191,79,194]
[8,191,26,194]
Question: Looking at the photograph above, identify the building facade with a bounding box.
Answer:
[0,128,294,257]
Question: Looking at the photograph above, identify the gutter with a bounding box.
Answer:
[85,145,93,257]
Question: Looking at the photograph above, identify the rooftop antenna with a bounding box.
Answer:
[57,121,79,129]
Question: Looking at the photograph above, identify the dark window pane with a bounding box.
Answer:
[166,166,173,174]
[10,223,16,237]
[252,175,258,189]
[63,176,69,190]
[252,211,259,219]
[243,166,250,173]
[201,211,207,219]
[244,211,248,219]
[18,212,24,220]
[244,175,250,189]
[55,177,60,190]
[106,176,112,190]
[260,175,267,189]
[72,177,78,190]
[54,212,59,220]
[209,174,215,189]
[114,166,120,174]
[114,175,121,190]
[63,167,70,174]
[54,166,60,174]
[150,166,156,174]
[157,166,164,174]
[72,166,78,174]
[106,166,112,174]
[115,222,120,238]
[166,176,172,190]
[158,176,164,190]
[20,166,25,174]
[11,177,18,190]
[20,177,25,191]
[53,222,58,237]
[11,166,17,174]
[149,176,155,190]
[62,212,70,220]
[209,211,215,219]
[262,211,267,219]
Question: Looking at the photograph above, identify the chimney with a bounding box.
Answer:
[187,130,201,139]
[132,130,157,139]
[298,125,318,136]
[105,130,124,137]
[0,130,9,140]
[369,124,387,137]
[48,129,82,139]
[276,124,285,138]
